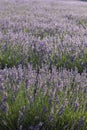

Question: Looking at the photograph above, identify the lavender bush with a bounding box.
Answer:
[0,0,87,129]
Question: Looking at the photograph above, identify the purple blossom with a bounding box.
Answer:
[18,111,24,125]
[1,103,9,112]
[58,106,65,117]
[19,125,23,130]
[74,100,79,111]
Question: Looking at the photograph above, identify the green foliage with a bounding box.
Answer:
[0,44,25,69]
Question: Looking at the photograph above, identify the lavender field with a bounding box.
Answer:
[1,0,87,130]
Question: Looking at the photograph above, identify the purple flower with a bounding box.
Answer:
[78,116,85,128]
[19,125,23,130]
[29,125,34,130]
[74,100,79,111]
[42,106,48,113]
[58,106,65,116]
[18,111,24,125]
[2,95,7,102]
[1,103,9,112]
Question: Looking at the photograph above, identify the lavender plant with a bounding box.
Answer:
[0,0,87,130]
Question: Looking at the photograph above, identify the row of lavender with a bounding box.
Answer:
[0,0,87,72]
[0,64,87,129]
[0,0,87,129]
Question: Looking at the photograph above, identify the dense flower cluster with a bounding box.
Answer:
[0,0,87,130]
